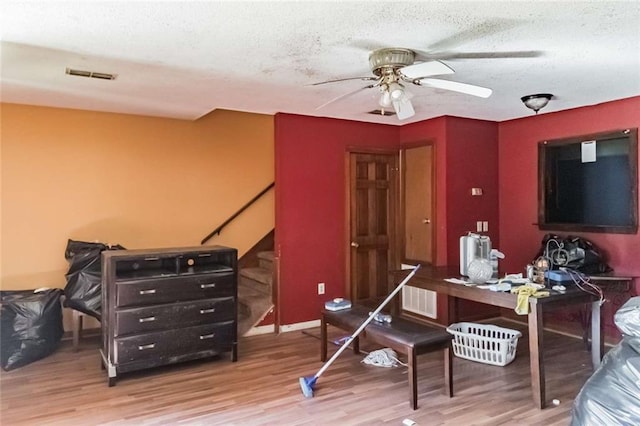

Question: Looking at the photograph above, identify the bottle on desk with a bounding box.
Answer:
[490,249,505,278]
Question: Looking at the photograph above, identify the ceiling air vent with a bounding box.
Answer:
[368,109,396,117]
[65,68,116,80]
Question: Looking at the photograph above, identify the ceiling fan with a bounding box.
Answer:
[312,47,493,120]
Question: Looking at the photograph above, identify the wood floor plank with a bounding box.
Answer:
[0,320,596,425]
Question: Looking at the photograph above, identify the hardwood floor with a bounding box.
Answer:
[0,320,595,425]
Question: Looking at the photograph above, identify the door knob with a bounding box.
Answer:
[422,218,431,224]
[350,242,360,248]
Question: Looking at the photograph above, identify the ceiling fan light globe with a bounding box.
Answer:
[379,91,392,107]
[388,82,404,100]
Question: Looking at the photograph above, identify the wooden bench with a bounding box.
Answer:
[321,305,453,410]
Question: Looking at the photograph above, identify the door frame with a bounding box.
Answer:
[400,139,438,265]
[344,147,401,301]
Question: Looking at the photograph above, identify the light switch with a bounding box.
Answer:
[471,188,483,196]
[482,221,489,232]
[476,221,483,232]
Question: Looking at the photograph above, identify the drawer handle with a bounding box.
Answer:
[200,283,216,289]
[139,289,157,295]
[200,333,215,340]
[200,308,216,314]
[139,316,156,323]
[138,343,156,350]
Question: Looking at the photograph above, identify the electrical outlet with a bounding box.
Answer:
[476,221,483,232]
[318,282,325,295]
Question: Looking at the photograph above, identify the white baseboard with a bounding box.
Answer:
[279,319,321,333]
[243,324,275,336]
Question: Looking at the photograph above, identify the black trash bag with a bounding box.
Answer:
[1,289,64,371]
[534,234,612,275]
[63,239,125,320]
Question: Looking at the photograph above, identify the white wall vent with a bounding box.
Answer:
[65,68,116,80]
[402,285,437,318]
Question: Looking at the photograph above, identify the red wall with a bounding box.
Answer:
[499,97,640,276]
[275,97,639,334]
[274,113,399,325]
[399,117,500,322]
[445,117,500,263]
[499,96,640,339]
[274,114,501,326]
[398,117,500,266]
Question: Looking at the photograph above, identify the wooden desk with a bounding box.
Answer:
[390,267,631,409]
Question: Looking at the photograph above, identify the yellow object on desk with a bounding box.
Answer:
[510,285,550,315]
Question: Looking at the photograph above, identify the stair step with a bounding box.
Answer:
[238,281,267,298]
[238,301,251,319]
[237,250,274,336]
[239,267,272,287]
[237,281,274,337]
[257,251,274,271]
[257,251,274,262]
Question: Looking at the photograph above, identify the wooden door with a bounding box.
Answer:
[348,152,398,307]
[403,144,435,264]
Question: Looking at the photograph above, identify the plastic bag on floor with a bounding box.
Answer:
[1,289,64,371]
[64,239,124,320]
[570,296,640,425]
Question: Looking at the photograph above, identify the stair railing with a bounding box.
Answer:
[201,182,275,245]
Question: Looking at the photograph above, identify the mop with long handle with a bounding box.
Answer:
[299,264,421,397]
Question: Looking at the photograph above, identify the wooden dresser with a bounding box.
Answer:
[100,245,237,386]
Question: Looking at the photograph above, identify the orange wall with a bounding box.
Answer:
[1,104,274,300]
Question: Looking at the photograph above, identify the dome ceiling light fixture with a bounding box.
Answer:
[521,93,553,114]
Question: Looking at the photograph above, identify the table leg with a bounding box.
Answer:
[408,346,418,410]
[72,310,83,352]
[528,301,545,409]
[321,316,327,362]
[591,301,603,369]
[447,295,458,323]
[444,345,453,397]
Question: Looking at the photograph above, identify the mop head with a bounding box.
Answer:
[299,376,316,398]
[362,348,400,368]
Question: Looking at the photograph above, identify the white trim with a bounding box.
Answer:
[243,324,275,336]
[279,319,321,333]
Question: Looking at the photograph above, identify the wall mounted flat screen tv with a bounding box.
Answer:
[538,128,638,234]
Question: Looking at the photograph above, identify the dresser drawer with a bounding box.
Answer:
[115,297,235,336]
[114,321,235,364]
[116,272,234,307]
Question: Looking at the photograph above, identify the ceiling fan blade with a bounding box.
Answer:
[350,39,388,52]
[315,84,377,110]
[414,50,544,61]
[425,18,521,52]
[400,60,454,80]
[309,76,377,86]
[392,97,415,120]
[417,78,492,98]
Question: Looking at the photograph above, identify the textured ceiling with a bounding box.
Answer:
[1,1,639,125]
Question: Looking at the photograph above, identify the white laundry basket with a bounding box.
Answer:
[446,322,521,366]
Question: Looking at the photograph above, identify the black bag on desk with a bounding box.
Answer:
[535,234,612,275]
[64,239,125,320]
[0,289,64,371]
